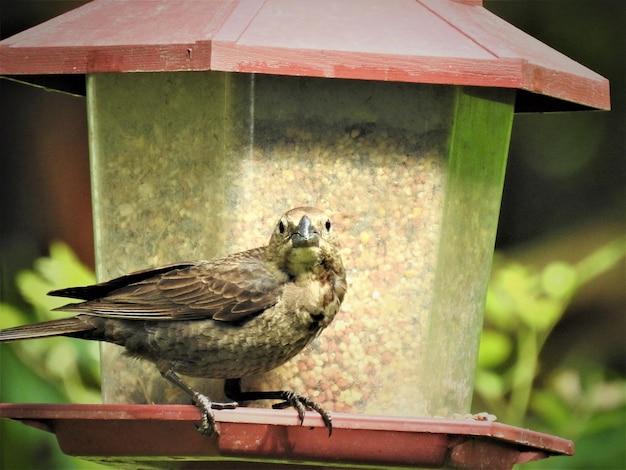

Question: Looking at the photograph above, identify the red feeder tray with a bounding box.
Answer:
[0,403,573,469]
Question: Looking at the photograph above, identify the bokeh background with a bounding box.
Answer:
[1,1,623,468]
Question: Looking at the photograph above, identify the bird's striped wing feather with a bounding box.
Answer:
[52,248,284,323]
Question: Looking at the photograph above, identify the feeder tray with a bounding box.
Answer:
[0,403,573,469]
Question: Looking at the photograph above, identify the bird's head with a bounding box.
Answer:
[267,207,344,279]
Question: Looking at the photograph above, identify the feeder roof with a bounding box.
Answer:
[0,0,609,111]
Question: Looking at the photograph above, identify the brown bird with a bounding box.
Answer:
[0,207,347,435]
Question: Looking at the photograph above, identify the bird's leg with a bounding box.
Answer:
[224,378,333,436]
[160,368,237,436]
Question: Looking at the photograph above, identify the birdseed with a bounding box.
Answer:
[88,72,457,418]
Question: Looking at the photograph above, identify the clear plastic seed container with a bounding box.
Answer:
[87,71,514,417]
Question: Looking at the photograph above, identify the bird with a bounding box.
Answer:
[0,207,347,436]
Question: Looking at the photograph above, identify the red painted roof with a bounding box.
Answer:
[0,0,610,110]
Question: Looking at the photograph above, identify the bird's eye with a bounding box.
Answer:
[325,219,332,231]
[278,220,286,234]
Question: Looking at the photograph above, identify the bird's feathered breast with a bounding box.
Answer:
[51,248,286,323]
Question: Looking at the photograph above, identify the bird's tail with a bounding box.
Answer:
[0,317,93,343]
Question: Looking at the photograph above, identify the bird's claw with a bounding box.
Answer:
[211,400,239,410]
[192,392,218,436]
[272,391,333,436]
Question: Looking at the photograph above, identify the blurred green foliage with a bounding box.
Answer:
[474,237,626,469]
[0,242,103,469]
[0,241,100,403]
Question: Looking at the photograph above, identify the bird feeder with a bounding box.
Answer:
[0,0,609,468]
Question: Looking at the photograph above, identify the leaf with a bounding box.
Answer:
[576,237,625,286]
[16,241,96,317]
[530,388,574,431]
[474,369,505,400]
[0,303,28,329]
[477,330,512,368]
[541,261,577,299]
[518,296,563,332]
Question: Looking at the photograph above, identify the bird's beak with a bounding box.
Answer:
[291,215,320,248]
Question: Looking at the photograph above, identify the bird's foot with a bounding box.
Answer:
[191,392,217,436]
[272,391,333,436]
[191,393,240,435]
[224,379,332,436]
[162,368,240,435]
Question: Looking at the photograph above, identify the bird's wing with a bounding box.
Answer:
[52,248,284,323]
[49,262,199,300]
